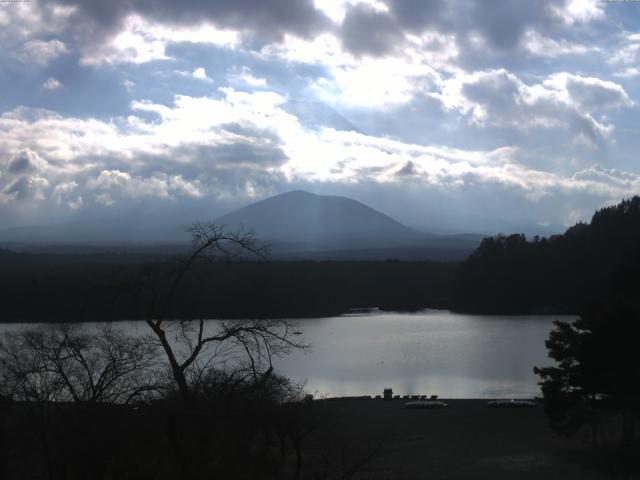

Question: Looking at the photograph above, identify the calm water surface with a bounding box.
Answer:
[275,310,572,399]
[0,310,574,399]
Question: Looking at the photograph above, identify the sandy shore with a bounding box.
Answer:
[304,398,609,479]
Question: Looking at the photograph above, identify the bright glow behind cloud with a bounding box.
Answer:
[0,0,639,229]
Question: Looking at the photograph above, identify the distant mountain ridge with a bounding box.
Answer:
[0,190,484,260]
[216,190,483,259]
[0,216,191,245]
[217,190,423,247]
[282,100,363,133]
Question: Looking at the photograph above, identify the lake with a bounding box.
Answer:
[0,310,573,399]
[275,310,572,399]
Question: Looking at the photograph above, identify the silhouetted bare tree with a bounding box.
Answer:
[127,222,308,403]
[0,323,161,403]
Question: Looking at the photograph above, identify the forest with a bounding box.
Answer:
[452,196,640,314]
[0,252,456,322]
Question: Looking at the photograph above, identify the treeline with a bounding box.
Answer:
[0,251,456,322]
[452,196,640,314]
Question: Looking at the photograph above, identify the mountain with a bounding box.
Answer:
[217,190,483,259]
[0,190,484,260]
[282,100,363,133]
[217,190,421,246]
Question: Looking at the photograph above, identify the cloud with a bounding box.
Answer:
[42,77,62,91]
[122,79,135,92]
[0,85,638,229]
[462,0,603,51]
[6,149,42,175]
[3,0,606,73]
[608,32,640,79]
[253,2,609,110]
[78,15,243,65]
[87,169,204,204]
[192,67,210,82]
[52,181,83,209]
[79,15,171,65]
[12,39,68,65]
[176,67,215,83]
[340,3,401,57]
[227,66,267,87]
[0,2,75,46]
[556,0,605,25]
[434,69,632,144]
[521,29,596,57]
[50,0,331,65]
[0,149,49,205]
[386,0,446,32]
[0,90,294,210]
[263,31,446,107]
[613,67,640,79]
[330,0,604,59]
[542,73,633,110]
[571,164,640,194]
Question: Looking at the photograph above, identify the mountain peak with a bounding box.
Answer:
[217,191,421,246]
[274,190,318,198]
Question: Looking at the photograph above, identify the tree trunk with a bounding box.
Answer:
[147,321,191,403]
[293,436,302,480]
[590,392,598,449]
[622,408,634,446]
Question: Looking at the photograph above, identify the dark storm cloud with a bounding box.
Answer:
[57,0,332,45]
[467,0,556,49]
[130,140,289,180]
[0,150,49,204]
[340,4,401,57]
[6,150,38,174]
[197,142,287,168]
[127,123,288,179]
[3,177,40,201]
[335,0,599,58]
[387,0,447,32]
[396,160,418,177]
[461,72,522,116]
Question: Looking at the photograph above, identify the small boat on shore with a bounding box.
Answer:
[486,399,536,408]
[405,400,448,409]
[345,307,381,315]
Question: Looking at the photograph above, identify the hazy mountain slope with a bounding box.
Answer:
[0,190,483,259]
[217,190,426,248]
[282,100,363,133]
[0,216,191,245]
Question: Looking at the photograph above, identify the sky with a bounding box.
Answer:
[0,0,639,234]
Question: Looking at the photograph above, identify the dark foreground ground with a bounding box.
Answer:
[2,397,630,479]
[309,399,611,480]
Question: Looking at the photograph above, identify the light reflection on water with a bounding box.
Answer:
[0,310,573,399]
[272,310,573,399]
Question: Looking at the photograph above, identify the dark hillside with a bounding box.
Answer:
[452,196,640,313]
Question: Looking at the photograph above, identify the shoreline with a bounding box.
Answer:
[306,398,608,479]
[0,307,575,324]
